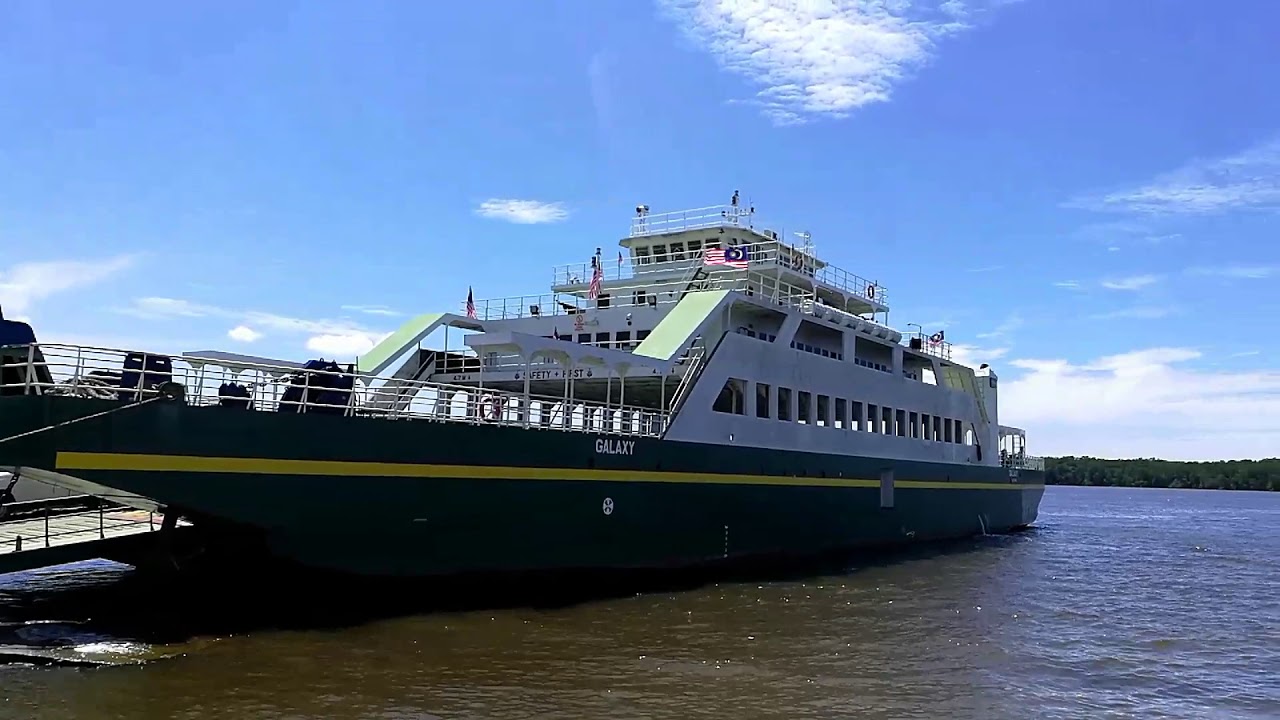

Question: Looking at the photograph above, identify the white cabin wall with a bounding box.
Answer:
[667,332,983,464]
[974,366,1000,452]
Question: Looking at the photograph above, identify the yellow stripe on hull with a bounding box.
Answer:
[55,452,1043,492]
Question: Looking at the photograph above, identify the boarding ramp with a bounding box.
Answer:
[358,312,485,377]
[632,290,731,362]
[0,497,187,576]
[938,364,990,426]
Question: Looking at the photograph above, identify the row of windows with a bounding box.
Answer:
[712,379,972,445]
[634,237,728,265]
[735,326,893,371]
[546,329,652,350]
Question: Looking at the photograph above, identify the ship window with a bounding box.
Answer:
[933,416,942,442]
[596,293,610,308]
[652,244,668,262]
[882,406,894,435]
[866,404,878,433]
[633,290,647,307]
[955,419,965,444]
[712,378,745,415]
[615,331,631,349]
[635,247,650,264]
[852,401,864,431]
[817,394,831,427]
[920,414,931,440]
[687,239,702,253]
[637,330,651,342]
[669,242,686,261]
[909,412,920,439]
[704,238,720,250]
[756,383,771,418]
[896,409,907,437]
[577,333,591,344]
[834,398,846,429]
[593,332,608,347]
[777,387,792,421]
[798,391,812,424]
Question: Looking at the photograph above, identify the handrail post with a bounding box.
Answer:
[23,343,35,395]
[99,506,105,539]
[45,507,50,547]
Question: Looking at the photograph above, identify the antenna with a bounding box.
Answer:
[794,230,814,258]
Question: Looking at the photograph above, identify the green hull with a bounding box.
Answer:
[0,395,1044,577]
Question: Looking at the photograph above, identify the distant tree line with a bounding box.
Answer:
[1045,457,1279,491]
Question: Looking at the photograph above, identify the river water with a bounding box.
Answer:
[0,486,1275,719]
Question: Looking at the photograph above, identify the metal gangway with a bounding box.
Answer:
[0,496,187,576]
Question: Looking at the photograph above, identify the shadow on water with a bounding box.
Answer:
[0,529,1036,663]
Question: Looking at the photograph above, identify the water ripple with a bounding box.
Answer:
[0,487,1275,719]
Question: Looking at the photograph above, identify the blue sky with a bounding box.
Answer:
[2,0,1278,460]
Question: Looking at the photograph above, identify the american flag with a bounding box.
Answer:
[465,286,476,318]
[587,261,602,299]
[704,245,749,269]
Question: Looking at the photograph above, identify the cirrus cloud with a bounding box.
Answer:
[1068,137,1280,215]
[475,199,570,224]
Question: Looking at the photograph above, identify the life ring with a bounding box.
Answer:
[866,284,877,300]
[481,395,505,421]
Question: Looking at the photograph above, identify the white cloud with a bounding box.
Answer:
[976,313,1022,340]
[227,325,263,343]
[657,0,996,125]
[951,344,1007,368]
[475,199,570,224]
[1100,274,1159,291]
[0,255,137,319]
[1090,305,1176,320]
[121,297,391,358]
[1069,137,1280,215]
[1002,346,1280,460]
[1186,265,1275,280]
[306,333,381,358]
[341,304,405,317]
[1053,280,1082,290]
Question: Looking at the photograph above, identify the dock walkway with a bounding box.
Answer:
[0,503,183,575]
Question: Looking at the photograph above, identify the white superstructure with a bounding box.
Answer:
[359,198,1041,472]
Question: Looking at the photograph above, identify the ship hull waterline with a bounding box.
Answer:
[0,395,1045,579]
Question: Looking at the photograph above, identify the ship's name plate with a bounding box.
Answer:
[595,437,635,456]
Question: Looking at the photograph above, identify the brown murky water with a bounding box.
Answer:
[0,486,1275,719]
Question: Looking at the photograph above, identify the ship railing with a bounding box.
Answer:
[547,238,885,303]
[904,331,954,361]
[629,204,760,238]
[466,286,677,321]
[812,262,886,306]
[0,505,183,555]
[1000,454,1045,472]
[0,343,670,438]
[550,256,638,288]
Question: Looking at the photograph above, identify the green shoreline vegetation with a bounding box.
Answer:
[1045,457,1279,491]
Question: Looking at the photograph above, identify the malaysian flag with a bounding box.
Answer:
[465,286,476,318]
[704,245,749,269]
[929,330,945,345]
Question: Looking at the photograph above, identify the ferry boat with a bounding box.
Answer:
[0,199,1045,578]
